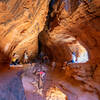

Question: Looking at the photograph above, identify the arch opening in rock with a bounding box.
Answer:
[67,40,89,63]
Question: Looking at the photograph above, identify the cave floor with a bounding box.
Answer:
[0,63,99,100]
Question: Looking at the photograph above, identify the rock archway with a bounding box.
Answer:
[39,0,100,96]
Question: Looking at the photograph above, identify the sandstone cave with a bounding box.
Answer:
[0,0,100,100]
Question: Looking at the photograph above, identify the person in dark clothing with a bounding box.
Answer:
[43,56,49,64]
[11,53,20,65]
[68,52,77,64]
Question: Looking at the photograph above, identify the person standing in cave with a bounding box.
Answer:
[51,61,56,71]
[36,70,46,89]
[68,52,77,64]
[62,61,67,71]
[39,51,44,63]
[43,55,49,64]
[72,52,77,63]
[11,53,20,65]
[23,50,28,64]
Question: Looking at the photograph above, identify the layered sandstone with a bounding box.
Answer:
[0,0,100,97]
[0,0,49,64]
[39,0,100,94]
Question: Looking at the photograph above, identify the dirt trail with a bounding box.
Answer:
[0,63,99,100]
[0,66,26,100]
[21,63,99,100]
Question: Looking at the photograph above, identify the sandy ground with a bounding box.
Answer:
[0,63,99,100]
[21,63,99,100]
[0,66,26,100]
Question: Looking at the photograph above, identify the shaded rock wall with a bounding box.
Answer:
[40,0,100,63]
[0,0,49,63]
[39,0,100,94]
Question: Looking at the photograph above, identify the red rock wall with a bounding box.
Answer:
[0,0,49,63]
[0,0,100,93]
[40,0,100,64]
[39,0,100,93]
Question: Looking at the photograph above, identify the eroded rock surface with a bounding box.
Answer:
[0,0,100,99]
[0,0,49,63]
[39,0,100,96]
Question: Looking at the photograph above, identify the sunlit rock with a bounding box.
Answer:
[0,0,49,63]
[46,87,67,100]
[0,0,100,99]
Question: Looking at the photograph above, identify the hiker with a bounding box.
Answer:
[72,52,77,63]
[68,52,77,64]
[51,61,56,71]
[24,50,28,64]
[61,61,68,73]
[62,61,67,70]
[11,53,20,65]
[40,71,46,80]
[39,51,44,60]
[36,71,46,89]
[43,55,49,64]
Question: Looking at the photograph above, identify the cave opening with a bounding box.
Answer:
[67,40,89,63]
